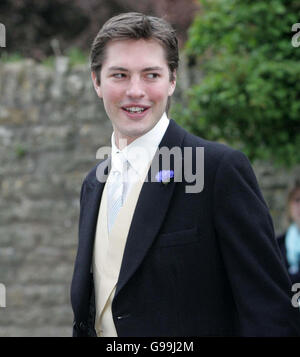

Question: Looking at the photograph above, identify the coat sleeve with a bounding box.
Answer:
[71,180,96,337]
[213,149,300,336]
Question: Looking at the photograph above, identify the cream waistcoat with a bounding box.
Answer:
[92,162,150,337]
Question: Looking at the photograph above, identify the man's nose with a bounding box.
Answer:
[126,77,145,98]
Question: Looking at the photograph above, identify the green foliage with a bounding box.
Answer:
[41,56,55,68]
[175,0,300,166]
[0,52,23,63]
[66,47,88,66]
[1,48,88,68]
[40,48,88,68]
[14,144,27,159]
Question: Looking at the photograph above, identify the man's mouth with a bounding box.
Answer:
[121,105,150,115]
[123,107,146,113]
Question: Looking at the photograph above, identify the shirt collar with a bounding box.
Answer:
[111,112,170,177]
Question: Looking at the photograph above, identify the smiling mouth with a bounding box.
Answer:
[121,106,150,116]
[124,107,145,113]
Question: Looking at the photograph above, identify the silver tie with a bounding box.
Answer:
[107,158,128,234]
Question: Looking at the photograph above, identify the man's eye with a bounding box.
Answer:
[113,73,125,79]
[146,73,159,79]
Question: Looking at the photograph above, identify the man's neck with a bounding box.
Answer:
[114,134,138,150]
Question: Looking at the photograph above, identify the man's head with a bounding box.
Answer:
[90,13,179,148]
[90,12,178,85]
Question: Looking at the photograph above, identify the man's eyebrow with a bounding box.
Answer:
[107,66,164,72]
[142,67,163,72]
[108,66,128,72]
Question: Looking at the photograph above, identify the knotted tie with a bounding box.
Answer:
[107,155,128,234]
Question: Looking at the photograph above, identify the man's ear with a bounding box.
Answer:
[91,71,102,98]
[168,70,177,97]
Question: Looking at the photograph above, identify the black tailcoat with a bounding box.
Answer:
[71,119,300,336]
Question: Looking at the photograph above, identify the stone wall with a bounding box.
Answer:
[0,58,112,336]
[0,58,299,336]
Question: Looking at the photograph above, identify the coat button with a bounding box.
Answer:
[117,314,130,320]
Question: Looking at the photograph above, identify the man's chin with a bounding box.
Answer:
[119,123,154,140]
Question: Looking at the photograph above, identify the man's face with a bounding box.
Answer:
[91,39,176,148]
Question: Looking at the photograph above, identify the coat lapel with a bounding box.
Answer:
[77,158,111,280]
[115,119,186,297]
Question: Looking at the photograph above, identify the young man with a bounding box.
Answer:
[71,12,300,337]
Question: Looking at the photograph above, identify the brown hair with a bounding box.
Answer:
[90,12,179,113]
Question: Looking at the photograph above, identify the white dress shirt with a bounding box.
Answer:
[109,112,170,205]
